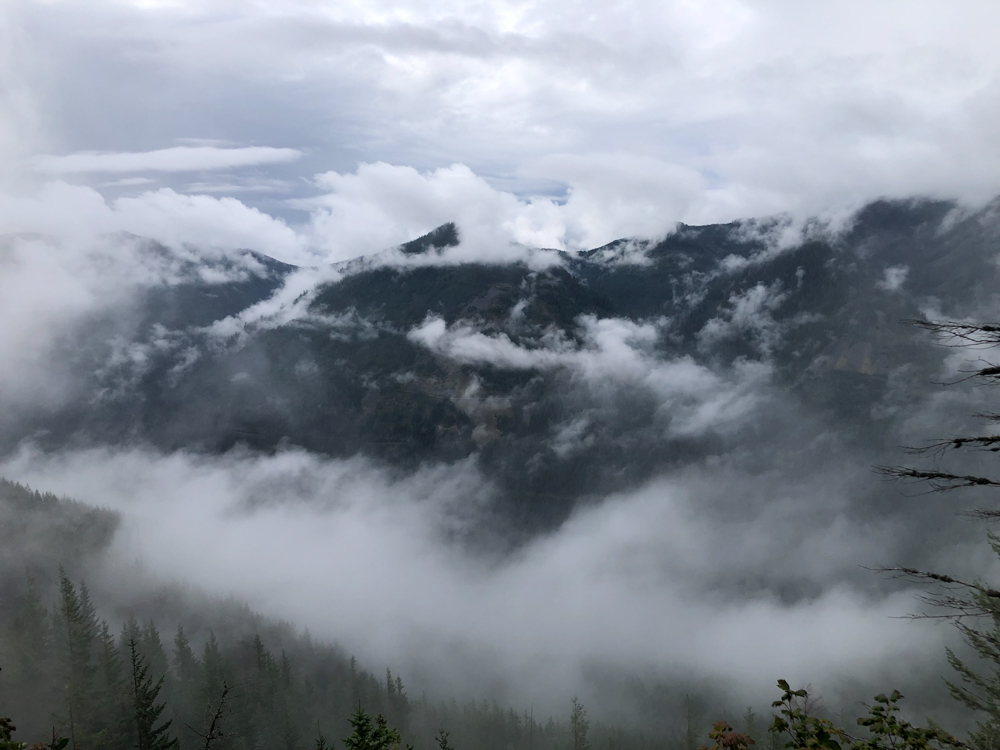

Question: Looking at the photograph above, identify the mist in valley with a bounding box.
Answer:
[3,2,1000,748]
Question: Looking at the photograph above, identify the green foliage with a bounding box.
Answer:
[939,538,1000,750]
[435,728,455,750]
[571,697,591,750]
[854,691,959,750]
[127,636,179,750]
[770,680,845,750]
[342,707,402,750]
[700,720,755,750]
[55,569,99,747]
[0,714,68,750]
[768,681,961,750]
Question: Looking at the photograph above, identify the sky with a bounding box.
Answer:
[2,0,1000,262]
[2,0,1000,722]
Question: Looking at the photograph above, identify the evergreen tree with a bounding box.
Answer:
[126,636,178,750]
[680,694,705,750]
[142,621,173,715]
[196,630,234,749]
[94,620,130,750]
[342,707,402,750]
[55,570,98,748]
[6,577,53,737]
[570,698,590,750]
[876,320,1000,748]
[385,670,410,737]
[171,626,200,749]
[435,728,455,750]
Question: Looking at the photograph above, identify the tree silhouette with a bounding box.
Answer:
[126,636,178,750]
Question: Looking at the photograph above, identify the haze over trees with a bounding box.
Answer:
[5,201,1000,747]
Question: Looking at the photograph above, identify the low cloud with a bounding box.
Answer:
[34,146,302,174]
[410,314,771,438]
[0,444,954,714]
[0,182,308,263]
[0,232,274,408]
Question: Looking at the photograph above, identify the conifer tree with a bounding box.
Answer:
[876,320,1000,749]
[171,626,200,749]
[126,636,178,750]
[435,728,455,750]
[10,577,50,686]
[6,577,53,737]
[570,698,590,750]
[199,633,226,728]
[94,621,130,750]
[55,570,98,748]
[342,707,402,750]
[142,621,173,714]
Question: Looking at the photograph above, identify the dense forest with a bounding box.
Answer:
[0,479,709,750]
[0,559,701,750]
[3,202,1000,749]
[0,464,997,750]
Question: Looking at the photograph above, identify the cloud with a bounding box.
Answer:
[409,315,771,437]
[0,231,277,411]
[2,0,1000,721]
[0,182,309,263]
[877,265,909,292]
[2,0,998,257]
[34,146,302,174]
[0,443,955,713]
[303,162,571,260]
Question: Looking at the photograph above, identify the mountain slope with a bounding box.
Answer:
[4,197,998,527]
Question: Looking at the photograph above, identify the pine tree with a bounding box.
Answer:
[94,620,130,750]
[342,707,402,750]
[570,698,590,750]
[55,570,98,748]
[385,670,410,737]
[435,728,455,750]
[142,621,172,713]
[876,320,1000,749]
[171,626,200,749]
[6,576,53,737]
[126,636,178,750]
[680,694,705,750]
[199,633,226,728]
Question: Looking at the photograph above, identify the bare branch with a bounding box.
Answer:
[909,319,1000,349]
[872,566,1000,600]
[903,437,1000,457]
[874,466,1000,492]
[185,683,232,750]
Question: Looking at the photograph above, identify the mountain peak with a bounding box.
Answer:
[400,222,460,255]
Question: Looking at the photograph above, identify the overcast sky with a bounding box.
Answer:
[1,0,999,262]
[5,1,1000,714]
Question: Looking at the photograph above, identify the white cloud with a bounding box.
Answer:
[877,265,909,292]
[409,315,771,437]
[34,146,302,174]
[303,162,571,259]
[0,230,280,409]
[0,182,309,263]
[0,443,953,711]
[1,0,997,257]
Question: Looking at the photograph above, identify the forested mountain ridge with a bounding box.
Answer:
[4,197,1000,747]
[3,198,996,528]
[0,482,677,749]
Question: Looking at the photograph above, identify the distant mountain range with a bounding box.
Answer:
[6,197,999,528]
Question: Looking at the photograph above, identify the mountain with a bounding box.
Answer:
[4,198,999,529]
